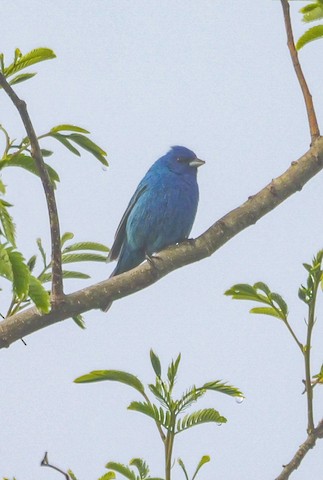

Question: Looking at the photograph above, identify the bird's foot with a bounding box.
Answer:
[145,253,162,274]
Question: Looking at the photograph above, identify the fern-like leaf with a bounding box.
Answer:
[105,462,136,480]
[4,48,56,77]
[176,408,226,433]
[128,401,170,429]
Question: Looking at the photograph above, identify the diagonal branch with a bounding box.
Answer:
[280,0,320,143]
[0,138,323,348]
[275,419,323,480]
[0,73,64,303]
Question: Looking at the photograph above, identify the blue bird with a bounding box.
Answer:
[105,146,205,310]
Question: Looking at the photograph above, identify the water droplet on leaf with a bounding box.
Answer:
[235,396,244,404]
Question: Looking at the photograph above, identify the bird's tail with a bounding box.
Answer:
[102,265,118,312]
[103,246,145,312]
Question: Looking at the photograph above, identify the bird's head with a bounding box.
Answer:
[161,145,205,175]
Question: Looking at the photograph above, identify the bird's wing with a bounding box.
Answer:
[107,183,147,262]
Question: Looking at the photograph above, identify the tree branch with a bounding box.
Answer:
[1,138,323,348]
[40,452,70,479]
[280,0,320,143]
[275,419,323,480]
[0,73,64,303]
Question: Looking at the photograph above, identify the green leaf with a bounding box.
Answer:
[105,462,136,480]
[296,25,323,50]
[67,471,79,480]
[225,283,269,303]
[9,72,37,85]
[148,382,170,408]
[300,4,323,22]
[128,401,170,428]
[250,306,284,320]
[4,48,56,77]
[98,473,116,480]
[0,199,16,246]
[176,386,206,413]
[62,241,109,253]
[0,53,4,73]
[176,408,226,433]
[270,292,288,317]
[192,455,211,480]
[225,283,257,297]
[167,353,181,386]
[40,148,53,157]
[178,459,189,480]
[39,270,90,283]
[8,250,30,298]
[28,275,50,313]
[0,244,13,280]
[62,252,107,263]
[74,370,145,394]
[300,3,322,14]
[1,154,60,187]
[67,133,108,166]
[50,124,90,134]
[0,179,6,194]
[36,238,47,267]
[129,458,150,479]
[62,270,90,279]
[150,349,162,377]
[48,132,81,156]
[201,380,243,398]
[27,255,37,273]
[72,314,86,329]
[61,231,74,246]
[253,281,271,295]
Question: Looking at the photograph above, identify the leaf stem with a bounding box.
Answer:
[0,72,64,304]
[142,391,166,443]
[283,318,303,352]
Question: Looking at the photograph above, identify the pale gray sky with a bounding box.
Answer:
[1,1,323,479]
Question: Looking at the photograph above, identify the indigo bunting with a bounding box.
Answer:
[105,146,204,310]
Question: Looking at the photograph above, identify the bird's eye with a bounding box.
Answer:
[176,157,186,163]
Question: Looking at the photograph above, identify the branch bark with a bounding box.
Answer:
[275,419,323,480]
[1,138,323,348]
[0,73,64,303]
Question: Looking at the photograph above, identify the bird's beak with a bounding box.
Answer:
[189,158,205,168]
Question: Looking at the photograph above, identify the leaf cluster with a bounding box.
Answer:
[296,1,323,49]
[75,350,243,479]
[0,48,109,316]
[0,47,55,86]
[75,350,243,434]
[1,232,109,319]
[225,282,288,321]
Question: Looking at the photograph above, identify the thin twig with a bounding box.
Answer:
[304,287,318,434]
[0,73,64,303]
[280,0,320,143]
[275,419,323,480]
[40,452,70,479]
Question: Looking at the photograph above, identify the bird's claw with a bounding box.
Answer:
[145,253,162,274]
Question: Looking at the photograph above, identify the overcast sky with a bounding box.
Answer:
[1,1,323,479]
